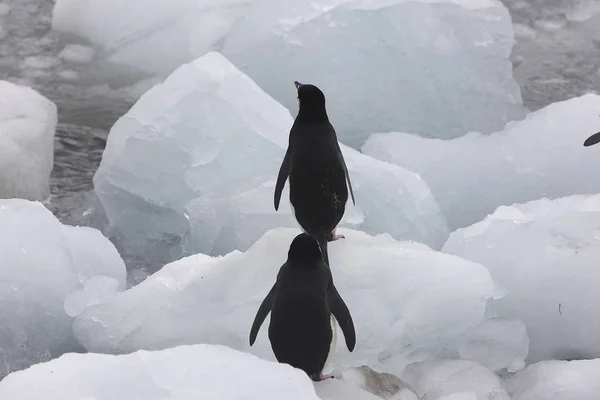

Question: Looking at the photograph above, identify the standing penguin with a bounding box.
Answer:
[274,81,355,265]
[584,131,600,147]
[249,233,356,381]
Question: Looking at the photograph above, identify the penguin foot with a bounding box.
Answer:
[310,372,335,381]
[327,231,345,242]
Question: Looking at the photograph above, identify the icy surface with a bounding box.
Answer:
[51,0,253,77]
[51,0,525,147]
[0,344,322,400]
[94,52,449,269]
[73,228,493,374]
[505,359,600,400]
[341,365,420,400]
[458,318,528,373]
[363,94,600,230]
[0,199,126,380]
[58,44,95,64]
[443,194,600,362]
[402,360,510,400]
[0,80,57,201]
[222,0,525,147]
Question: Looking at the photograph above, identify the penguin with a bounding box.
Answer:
[274,81,355,265]
[249,233,356,381]
[584,132,600,147]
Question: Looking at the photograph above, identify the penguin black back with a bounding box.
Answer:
[273,82,356,264]
[248,233,356,381]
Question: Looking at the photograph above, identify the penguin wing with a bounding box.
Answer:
[334,141,356,206]
[584,132,600,147]
[274,147,293,211]
[249,282,276,346]
[327,277,356,352]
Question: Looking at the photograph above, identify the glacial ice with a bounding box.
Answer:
[93,51,449,268]
[73,227,494,374]
[505,359,600,400]
[402,360,510,400]
[458,318,529,373]
[0,199,126,380]
[51,0,253,77]
[52,0,525,147]
[341,365,420,400]
[363,94,600,230]
[443,194,600,362]
[0,81,57,201]
[0,344,322,400]
[58,44,95,64]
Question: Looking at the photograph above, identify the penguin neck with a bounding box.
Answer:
[297,106,329,124]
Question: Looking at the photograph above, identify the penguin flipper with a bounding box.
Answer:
[249,283,276,346]
[584,132,600,147]
[334,141,355,206]
[327,277,356,352]
[274,147,292,211]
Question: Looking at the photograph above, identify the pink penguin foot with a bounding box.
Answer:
[319,373,334,380]
[327,230,345,242]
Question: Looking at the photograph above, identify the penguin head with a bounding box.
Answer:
[288,233,323,262]
[294,81,328,122]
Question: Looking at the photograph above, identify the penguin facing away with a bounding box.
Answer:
[274,81,356,265]
[584,131,600,147]
[248,233,356,381]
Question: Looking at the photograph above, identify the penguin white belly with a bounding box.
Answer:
[323,314,338,373]
[289,200,307,233]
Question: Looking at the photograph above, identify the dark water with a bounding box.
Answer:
[1,0,599,271]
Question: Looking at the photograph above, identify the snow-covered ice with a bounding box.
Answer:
[0,344,322,400]
[402,360,510,400]
[341,365,419,400]
[73,228,494,375]
[52,0,525,148]
[222,0,526,147]
[0,81,57,201]
[51,0,253,77]
[363,94,600,230]
[505,359,600,400]
[94,51,449,267]
[58,44,95,64]
[458,318,528,374]
[443,194,600,362]
[0,199,126,380]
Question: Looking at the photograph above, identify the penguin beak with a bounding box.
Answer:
[294,81,302,90]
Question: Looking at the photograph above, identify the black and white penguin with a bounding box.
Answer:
[249,233,356,381]
[584,131,600,147]
[274,81,355,265]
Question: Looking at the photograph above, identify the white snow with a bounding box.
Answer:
[402,360,510,400]
[443,194,600,362]
[458,318,529,373]
[505,359,600,400]
[0,81,57,201]
[362,94,600,230]
[341,365,420,399]
[0,199,126,380]
[52,0,525,147]
[0,344,322,400]
[73,228,494,375]
[58,44,95,64]
[93,51,449,266]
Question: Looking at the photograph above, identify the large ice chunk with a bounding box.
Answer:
[222,0,526,147]
[402,360,510,400]
[52,0,525,148]
[0,81,57,201]
[443,194,600,362]
[51,0,253,77]
[0,199,126,380]
[505,359,600,400]
[73,228,494,374]
[93,52,449,269]
[0,344,321,400]
[458,318,529,374]
[362,94,600,230]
